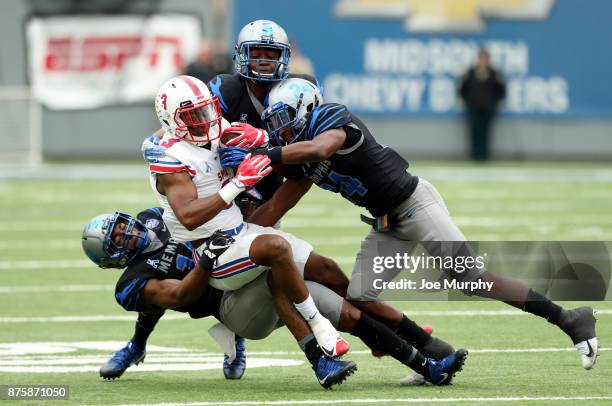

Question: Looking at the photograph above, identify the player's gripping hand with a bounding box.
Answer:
[142,135,167,163]
[232,154,272,189]
[219,146,249,168]
[222,122,269,148]
[199,230,235,270]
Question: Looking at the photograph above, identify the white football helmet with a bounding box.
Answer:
[234,19,291,82]
[262,78,323,145]
[154,75,222,145]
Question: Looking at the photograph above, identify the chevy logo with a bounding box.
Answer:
[335,0,554,33]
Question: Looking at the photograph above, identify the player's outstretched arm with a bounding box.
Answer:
[141,231,233,308]
[248,178,312,227]
[280,128,346,163]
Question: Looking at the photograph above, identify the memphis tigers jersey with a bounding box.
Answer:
[287,103,419,217]
[148,121,243,242]
[115,207,223,319]
[207,73,317,211]
[207,72,317,128]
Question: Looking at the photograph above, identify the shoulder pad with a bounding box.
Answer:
[306,103,352,140]
[208,73,242,113]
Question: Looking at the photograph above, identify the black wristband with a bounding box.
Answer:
[253,146,282,165]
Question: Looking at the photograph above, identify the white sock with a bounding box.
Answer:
[294,294,319,322]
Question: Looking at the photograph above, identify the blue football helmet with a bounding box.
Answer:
[82,212,150,268]
[234,20,291,82]
[262,78,323,146]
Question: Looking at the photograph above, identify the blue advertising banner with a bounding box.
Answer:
[233,0,612,117]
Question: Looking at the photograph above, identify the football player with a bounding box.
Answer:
[108,19,315,381]
[81,209,357,388]
[238,77,598,372]
[82,208,467,387]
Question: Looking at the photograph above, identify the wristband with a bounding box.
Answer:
[254,146,282,165]
[218,180,243,204]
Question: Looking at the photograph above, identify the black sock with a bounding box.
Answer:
[298,334,324,368]
[396,315,432,349]
[131,311,164,349]
[351,313,429,376]
[522,289,566,325]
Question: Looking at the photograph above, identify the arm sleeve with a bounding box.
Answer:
[306,104,353,140]
[115,271,156,312]
[148,153,196,177]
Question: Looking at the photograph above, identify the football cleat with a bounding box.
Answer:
[425,348,468,386]
[99,341,145,380]
[313,356,357,389]
[559,307,598,369]
[311,317,350,358]
[223,336,246,379]
[400,371,427,386]
[576,337,599,370]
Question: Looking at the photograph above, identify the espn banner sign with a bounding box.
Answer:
[27,15,201,110]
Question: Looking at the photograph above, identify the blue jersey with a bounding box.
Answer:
[114,208,223,319]
[286,103,419,217]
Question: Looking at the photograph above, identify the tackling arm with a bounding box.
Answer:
[140,262,211,308]
[279,128,346,164]
[248,178,312,227]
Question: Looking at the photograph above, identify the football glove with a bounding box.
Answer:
[222,122,269,148]
[232,154,272,189]
[199,230,235,269]
[218,146,249,168]
[142,135,167,163]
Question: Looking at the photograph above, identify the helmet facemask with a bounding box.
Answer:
[174,96,222,145]
[235,42,291,83]
[82,212,150,269]
[263,100,310,146]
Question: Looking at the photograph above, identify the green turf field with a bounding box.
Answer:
[0,162,611,405]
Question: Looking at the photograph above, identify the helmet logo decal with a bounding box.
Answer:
[261,22,274,41]
[161,94,167,110]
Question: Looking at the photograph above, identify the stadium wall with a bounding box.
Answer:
[1,0,611,160]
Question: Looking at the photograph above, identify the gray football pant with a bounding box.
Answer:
[347,178,485,301]
[219,272,344,340]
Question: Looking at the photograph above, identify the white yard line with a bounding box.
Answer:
[0,285,113,293]
[113,396,612,406]
[0,314,190,323]
[0,260,93,270]
[1,310,611,323]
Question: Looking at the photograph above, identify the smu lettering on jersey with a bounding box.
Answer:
[115,208,223,319]
[148,119,243,242]
[291,103,419,217]
[206,73,317,212]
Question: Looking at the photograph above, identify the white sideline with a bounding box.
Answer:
[0,285,114,293]
[1,309,611,323]
[114,396,612,406]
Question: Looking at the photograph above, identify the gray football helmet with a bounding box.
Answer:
[81,212,150,269]
[234,19,291,82]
